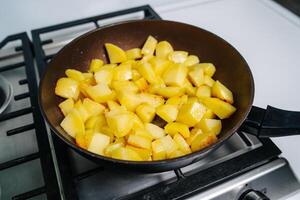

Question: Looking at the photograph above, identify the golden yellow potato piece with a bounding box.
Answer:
[105,43,127,64]
[85,114,106,130]
[191,132,217,152]
[166,95,188,108]
[82,98,105,117]
[198,63,216,77]
[117,92,141,111]
[132,128,153,140]
[110,146,142,161]
[186,128,202,145]
[86,83,115,103]
[99,126,114,142]
[176,101,206,127]
[134,77,149,92]
[136,103,156,123]
[87,132,110,155]
[149,57,171,76]
[113,63,132,81]
[183,55,200,67]
[126,145,152,160]
[131,69,141,80]
[156,104,178,123]
[75,131,87,149]
[125,48,142,60]
[60,109,84,138]
[112,80,139,93]
[202,109,216,119]
[94,65,114,85]
[200,97,236,119]
[160,135,178,157]
[196,85,211,98]
[104,142,124,156]
[164,122,190,138]
[204,75,215,87]
[139,93,164,108]
[89,59,104,73]
[168,51,188,64]
[74,100,90,122]
[127,134,152,150]
[65,69,84,81]
[59,98,74,116]
[144,123,165,139]
[107,100,121,111]
[188,66,204,87]
[106,110,134,138]
[212,80,234,104]
[183,78,196,96]
[152,139,167,160]
[137,61,157,84]
[173,133,191,154]
[55,78,79,100]
[141,35,157,55]
[169,150,185,158]
[156,86,185,98]
[82,73,96,85]
[196,119,222,136]
[163,63,187,86]
[155,41,173,58]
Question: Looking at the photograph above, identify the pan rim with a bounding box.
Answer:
[38,19,255,166]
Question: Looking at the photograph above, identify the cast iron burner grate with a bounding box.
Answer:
[28,5,283,200]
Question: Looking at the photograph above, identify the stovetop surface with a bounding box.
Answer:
[0,1,299,199]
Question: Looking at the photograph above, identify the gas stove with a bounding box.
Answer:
[0,4,299,200]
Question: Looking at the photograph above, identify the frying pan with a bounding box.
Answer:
[39,20,300,172]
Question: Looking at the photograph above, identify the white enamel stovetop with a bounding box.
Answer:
[1,0,300,199]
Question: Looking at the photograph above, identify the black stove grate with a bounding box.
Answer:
[29,5,282,200]
[0,33,60,199]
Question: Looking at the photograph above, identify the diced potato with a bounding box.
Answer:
[65,69,84,81]
[111,146,142,161]
[149,57,171,76]
[166,95,188,108]
[89,59,104,73]
[156,104,178,123]
[141,35,157,55]
[105,43,127,64]
[131,69,141,80]
[126,145,152,160]
[55,78,79,100]
[127,134,152,150]
[168,51,188,63]
[191,132,217,152]
[160,135,178,157]
[130,113,145,130]
[137,61,157,84]
[99,126,114,142]
[113,63,132,81]
[202,109,216,119]
[212,80,234,104]
[136,103,156,123]
[60,109,84,138]
[85,114,106,130]
[188,66,204,87]
[117,91,141,111]
[196,85,211,98]
[84,129,94,147]
[186,128,202,145]
[78,82,90,97]
[155,41,173,58]
[82,73,96,85]
[74,100,89,122]
[125,48,142,60]
[75,130,87,149]
[183,55,200,67]
[204,75,215,87]
[169,150,185,158]
[107,100,121,111]
[139,93,164,108]
[183,78,196,96]
[86,83,115,103]
[200,97,236,119]
[104,142,124,156]
[59,98,74,116]
[177,101,206,127]
[196,119,222,136]
[132,128,153,140]
[164,122,190,138]
[106,110,134,137]
[134,77,149,92]
[112,80,139,93]
[145,123,165,139]
[155,86,185,98]
[163,63,187,86]
[152,139,167,160]
[87,132,110,155]
[198,63,216,77]
[82,98,105,117]
[94,65,114,85]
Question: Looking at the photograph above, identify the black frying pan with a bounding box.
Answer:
[39,20,300,172]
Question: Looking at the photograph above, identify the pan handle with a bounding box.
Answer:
[240,105,300,137]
